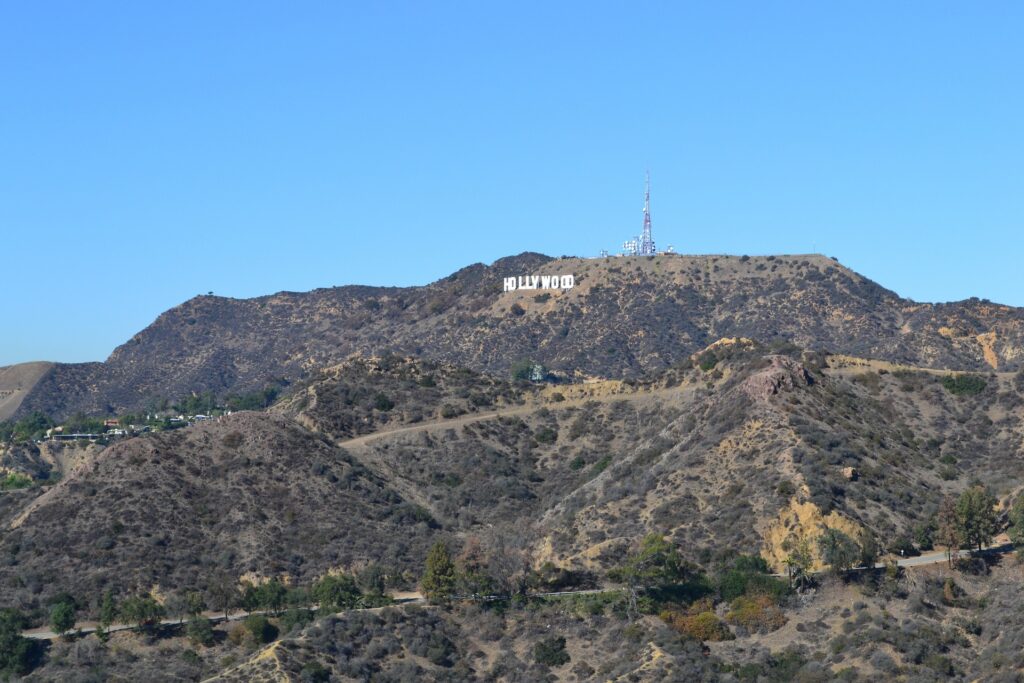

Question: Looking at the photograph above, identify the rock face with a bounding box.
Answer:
[11,252,1024,419]
[741,356,814,401]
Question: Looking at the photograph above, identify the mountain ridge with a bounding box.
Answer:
[7,252,1024,420]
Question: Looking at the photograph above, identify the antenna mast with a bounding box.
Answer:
[639,171,656,255]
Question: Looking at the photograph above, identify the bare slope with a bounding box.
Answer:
[0,361,52,420]
[16,253,1024,420]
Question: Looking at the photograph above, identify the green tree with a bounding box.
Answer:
[818,529,860,575]
[0,608,35,676]
[120,595,165,632]
[99,591,117,627]
[1010,493,1024,548]
[858,529,880,569]
[956,485,998,552]
[240,583,261,614]
[12,412,54,442]
[243,615,278,645]
[96,590,117,642]
[185,591,206,617]
[49,601,76,638]
[259,579,287,615]
[784,539,814,590]
[421,541,458,604]
[312,574,362,612]
[608,533,691,588]
[608,534,695,618]
[209,574,239,621]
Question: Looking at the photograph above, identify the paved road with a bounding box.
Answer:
[886,542,1013,569]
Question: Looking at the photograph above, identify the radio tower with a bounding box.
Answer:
[639,171,656,255]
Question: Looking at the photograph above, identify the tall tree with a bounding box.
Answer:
[936,495,962,567]
[0,609,35,677]
[608,534,694,618]
[185,591,206,618]
[818,529,860,575]
[1009,493,1024,547]
[456,537,494,599]
[858,530,880,569]
[49,602,76,638]
[956,486,998,552]
[311,574,361,612]
[421,542,457,605]
[119,596,165,633]
[784,539,814,590]
[209,574,238,621]
[260,579,287,615]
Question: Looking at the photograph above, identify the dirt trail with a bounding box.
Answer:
[337,382,691,450]
[334,383,694,516]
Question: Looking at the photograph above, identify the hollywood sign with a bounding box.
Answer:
[503,274,575,292]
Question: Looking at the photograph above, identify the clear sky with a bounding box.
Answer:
[2,2,1022,365]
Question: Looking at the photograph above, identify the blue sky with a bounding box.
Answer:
[2,2,1022,365]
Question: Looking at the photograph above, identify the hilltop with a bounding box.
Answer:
[7,253,1024,420]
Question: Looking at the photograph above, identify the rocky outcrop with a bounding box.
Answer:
[741,356,813,401]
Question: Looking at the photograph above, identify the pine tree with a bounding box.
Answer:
[99,590,117,629]
[421,542,457,604]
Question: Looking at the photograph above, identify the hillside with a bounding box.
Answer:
[2,348,1024,680]
[0,362,53,421]
[0,412,439,612]
[3,349,1021,613]
[10,253,1024,420]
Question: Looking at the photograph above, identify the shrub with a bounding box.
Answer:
[301,662,330,683]
[662,609,734,642]
[280,608,313,634]
[533,636,570,667]
[725,595,787,633]
[186,615,215,647]
[941,374,986,396]
[697,352,717,371]
[534,427,557,444]
[776,480,797,497]
[0,473,33,491]
[243,615,278,645]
